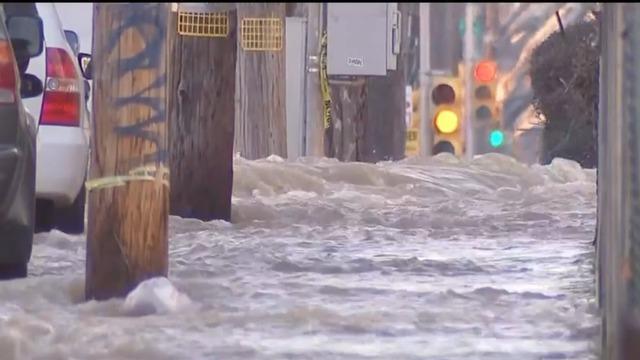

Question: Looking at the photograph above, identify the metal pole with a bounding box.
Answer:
[599,3,631,359]
[485,3,497,58]
[463,3,475,160]
[304,3,323,157]
[623,5,640,359]
[419,2,432,157]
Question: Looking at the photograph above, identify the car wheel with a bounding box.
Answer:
[54,183,86,235]
[35,199,55,233]
[0,169,34,280]
[0,262,27,280]
[0,219,32,280]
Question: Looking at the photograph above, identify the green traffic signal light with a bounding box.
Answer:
[489,129,504,148]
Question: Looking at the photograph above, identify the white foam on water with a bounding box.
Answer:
[122,277,193,317]
[0,153,598,359]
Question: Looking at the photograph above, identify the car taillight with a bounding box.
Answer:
[41,47,80,126]
[0,40,17,104]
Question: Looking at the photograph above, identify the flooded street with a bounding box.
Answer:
[0,154,598,359]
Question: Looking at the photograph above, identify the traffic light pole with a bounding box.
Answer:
[419,3,432,157]
[463,3,475,160]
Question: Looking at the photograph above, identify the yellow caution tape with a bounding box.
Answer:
[85,164,170,191]
[319,32,332,130]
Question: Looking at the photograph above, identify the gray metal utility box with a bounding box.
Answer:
[327,3,401,76]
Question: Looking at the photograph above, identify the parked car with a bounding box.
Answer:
[63,28,78,55]
[0,3,44,279]
[63,28,91,119]
[17,3,91,235]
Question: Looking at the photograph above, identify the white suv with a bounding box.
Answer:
[22,3,90,234]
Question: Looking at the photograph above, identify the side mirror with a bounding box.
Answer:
[20,73,43,99]
[78,52,92,80]
[5,15,44,58]
[64,29,80,55]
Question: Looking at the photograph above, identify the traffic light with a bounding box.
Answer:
[489,129,505,148]
[471,59,504,152]
[430,75,464,156]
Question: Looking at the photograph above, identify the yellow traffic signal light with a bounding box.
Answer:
[472,59,503,152]
[430,75,463,156]
[434,110,459,134]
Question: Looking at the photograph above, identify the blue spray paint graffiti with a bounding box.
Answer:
[102,3,168,167]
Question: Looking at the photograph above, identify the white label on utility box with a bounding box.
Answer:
[347,57,364,67]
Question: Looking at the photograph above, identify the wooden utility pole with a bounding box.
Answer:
[362,3,410,162]
[326,4,410,163]
[327,80,367,161]
[86,3,169,300]
[234,3,287,160]
[167,9,238,222]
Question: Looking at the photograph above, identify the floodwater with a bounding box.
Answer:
[0,154,598,359]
